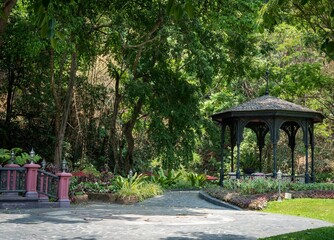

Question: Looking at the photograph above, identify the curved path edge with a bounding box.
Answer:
[199,190,242,210]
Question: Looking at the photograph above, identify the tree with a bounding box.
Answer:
[0,0,17,39]
[260,0,334,59]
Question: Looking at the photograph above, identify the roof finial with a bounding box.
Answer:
[265,68,269,95]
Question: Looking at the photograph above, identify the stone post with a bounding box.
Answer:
[24,163,40,199]
[57,172,72,207]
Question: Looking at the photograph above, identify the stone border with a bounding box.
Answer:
[199,190,241,210]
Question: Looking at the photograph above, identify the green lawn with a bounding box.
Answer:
[262,198,334,223]
[259,198,334,240]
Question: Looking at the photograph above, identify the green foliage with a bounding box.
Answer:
[138,182,163,200]
[84,181,114,194]
[114,173,148,191]
[0,148,41,165]
[186,172,207,188]
[241,152,259,173]
[316,172,334,183]
[223,178,280,195]
[223,179,334,195]
[263,198,334,223]
[81,165,101,177]
[115,174,161,201]
[261,0,334,59]
[0,0,333,181]
[0,149,10,164]
[15,152,42,165]
[150,168,182,188]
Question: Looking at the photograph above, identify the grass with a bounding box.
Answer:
[260,227,334,240]
[259,198,334,240]
[262,198,334,223]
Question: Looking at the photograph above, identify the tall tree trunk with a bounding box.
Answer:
[111,16,162,174]
[53,52,77,168]
[3,67,15,148]
[109,70,122,174]
[122,97,144,173]
[0,0,17,42]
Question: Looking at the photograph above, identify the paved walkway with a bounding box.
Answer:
[0,191,332,240]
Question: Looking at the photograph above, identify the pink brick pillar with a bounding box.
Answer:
[4,163,20,196]
[57,172,72,207]
[24,163,40,199]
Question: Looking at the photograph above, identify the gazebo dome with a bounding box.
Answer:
[211,94,324,186]
[212,95,324,123]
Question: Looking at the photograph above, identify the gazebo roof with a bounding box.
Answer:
[212,94,324,123]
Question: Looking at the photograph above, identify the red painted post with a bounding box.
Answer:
[24,163,40,199]
[57,172,72,207]
[4,163,20,196]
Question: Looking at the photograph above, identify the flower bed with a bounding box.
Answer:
[205,180,334,210]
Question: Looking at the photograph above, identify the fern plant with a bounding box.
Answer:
[0,148,41,165]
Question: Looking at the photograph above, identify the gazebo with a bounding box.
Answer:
[211,92,324,186]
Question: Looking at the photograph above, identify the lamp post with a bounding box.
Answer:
[10,150,15,164]
[277,169,282,202]
[29,148,35,164]
[62,159,67,172]
[41,159,46,170]
[128,169,133,179]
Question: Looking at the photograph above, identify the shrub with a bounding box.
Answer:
[114,173,147,190]
[139,182,163,200]
[205,179,334,210]
[150,168,181,188]
[69,169,114,196]
[187,172,207,188]
[290,190,334,199]
[115,175,162,201]
[222,178,284,195]
[221,178,334,195]
[204,187,273,210]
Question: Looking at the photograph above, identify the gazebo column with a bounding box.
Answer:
[259,145,263,173]
[219,124,226,187]
[236,120,243,179]
[230,126,236,173]
[231,146,235,172]
[273,142,277,178]
[304,121,310,183]
[310,123,315,183]
[236,143,241,179]
[271,119,279,179]
[290,142,296,181]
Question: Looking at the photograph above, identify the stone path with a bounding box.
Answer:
[0,191,332,240]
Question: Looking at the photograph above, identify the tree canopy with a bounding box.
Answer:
[0,0,333,178]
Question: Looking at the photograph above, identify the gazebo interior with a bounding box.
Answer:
[211,93,324,186]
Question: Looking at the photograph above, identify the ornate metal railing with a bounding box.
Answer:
[0,150,71,209]
[227,172,306,183]
[0,167,27,194]
[37,169,59,199]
